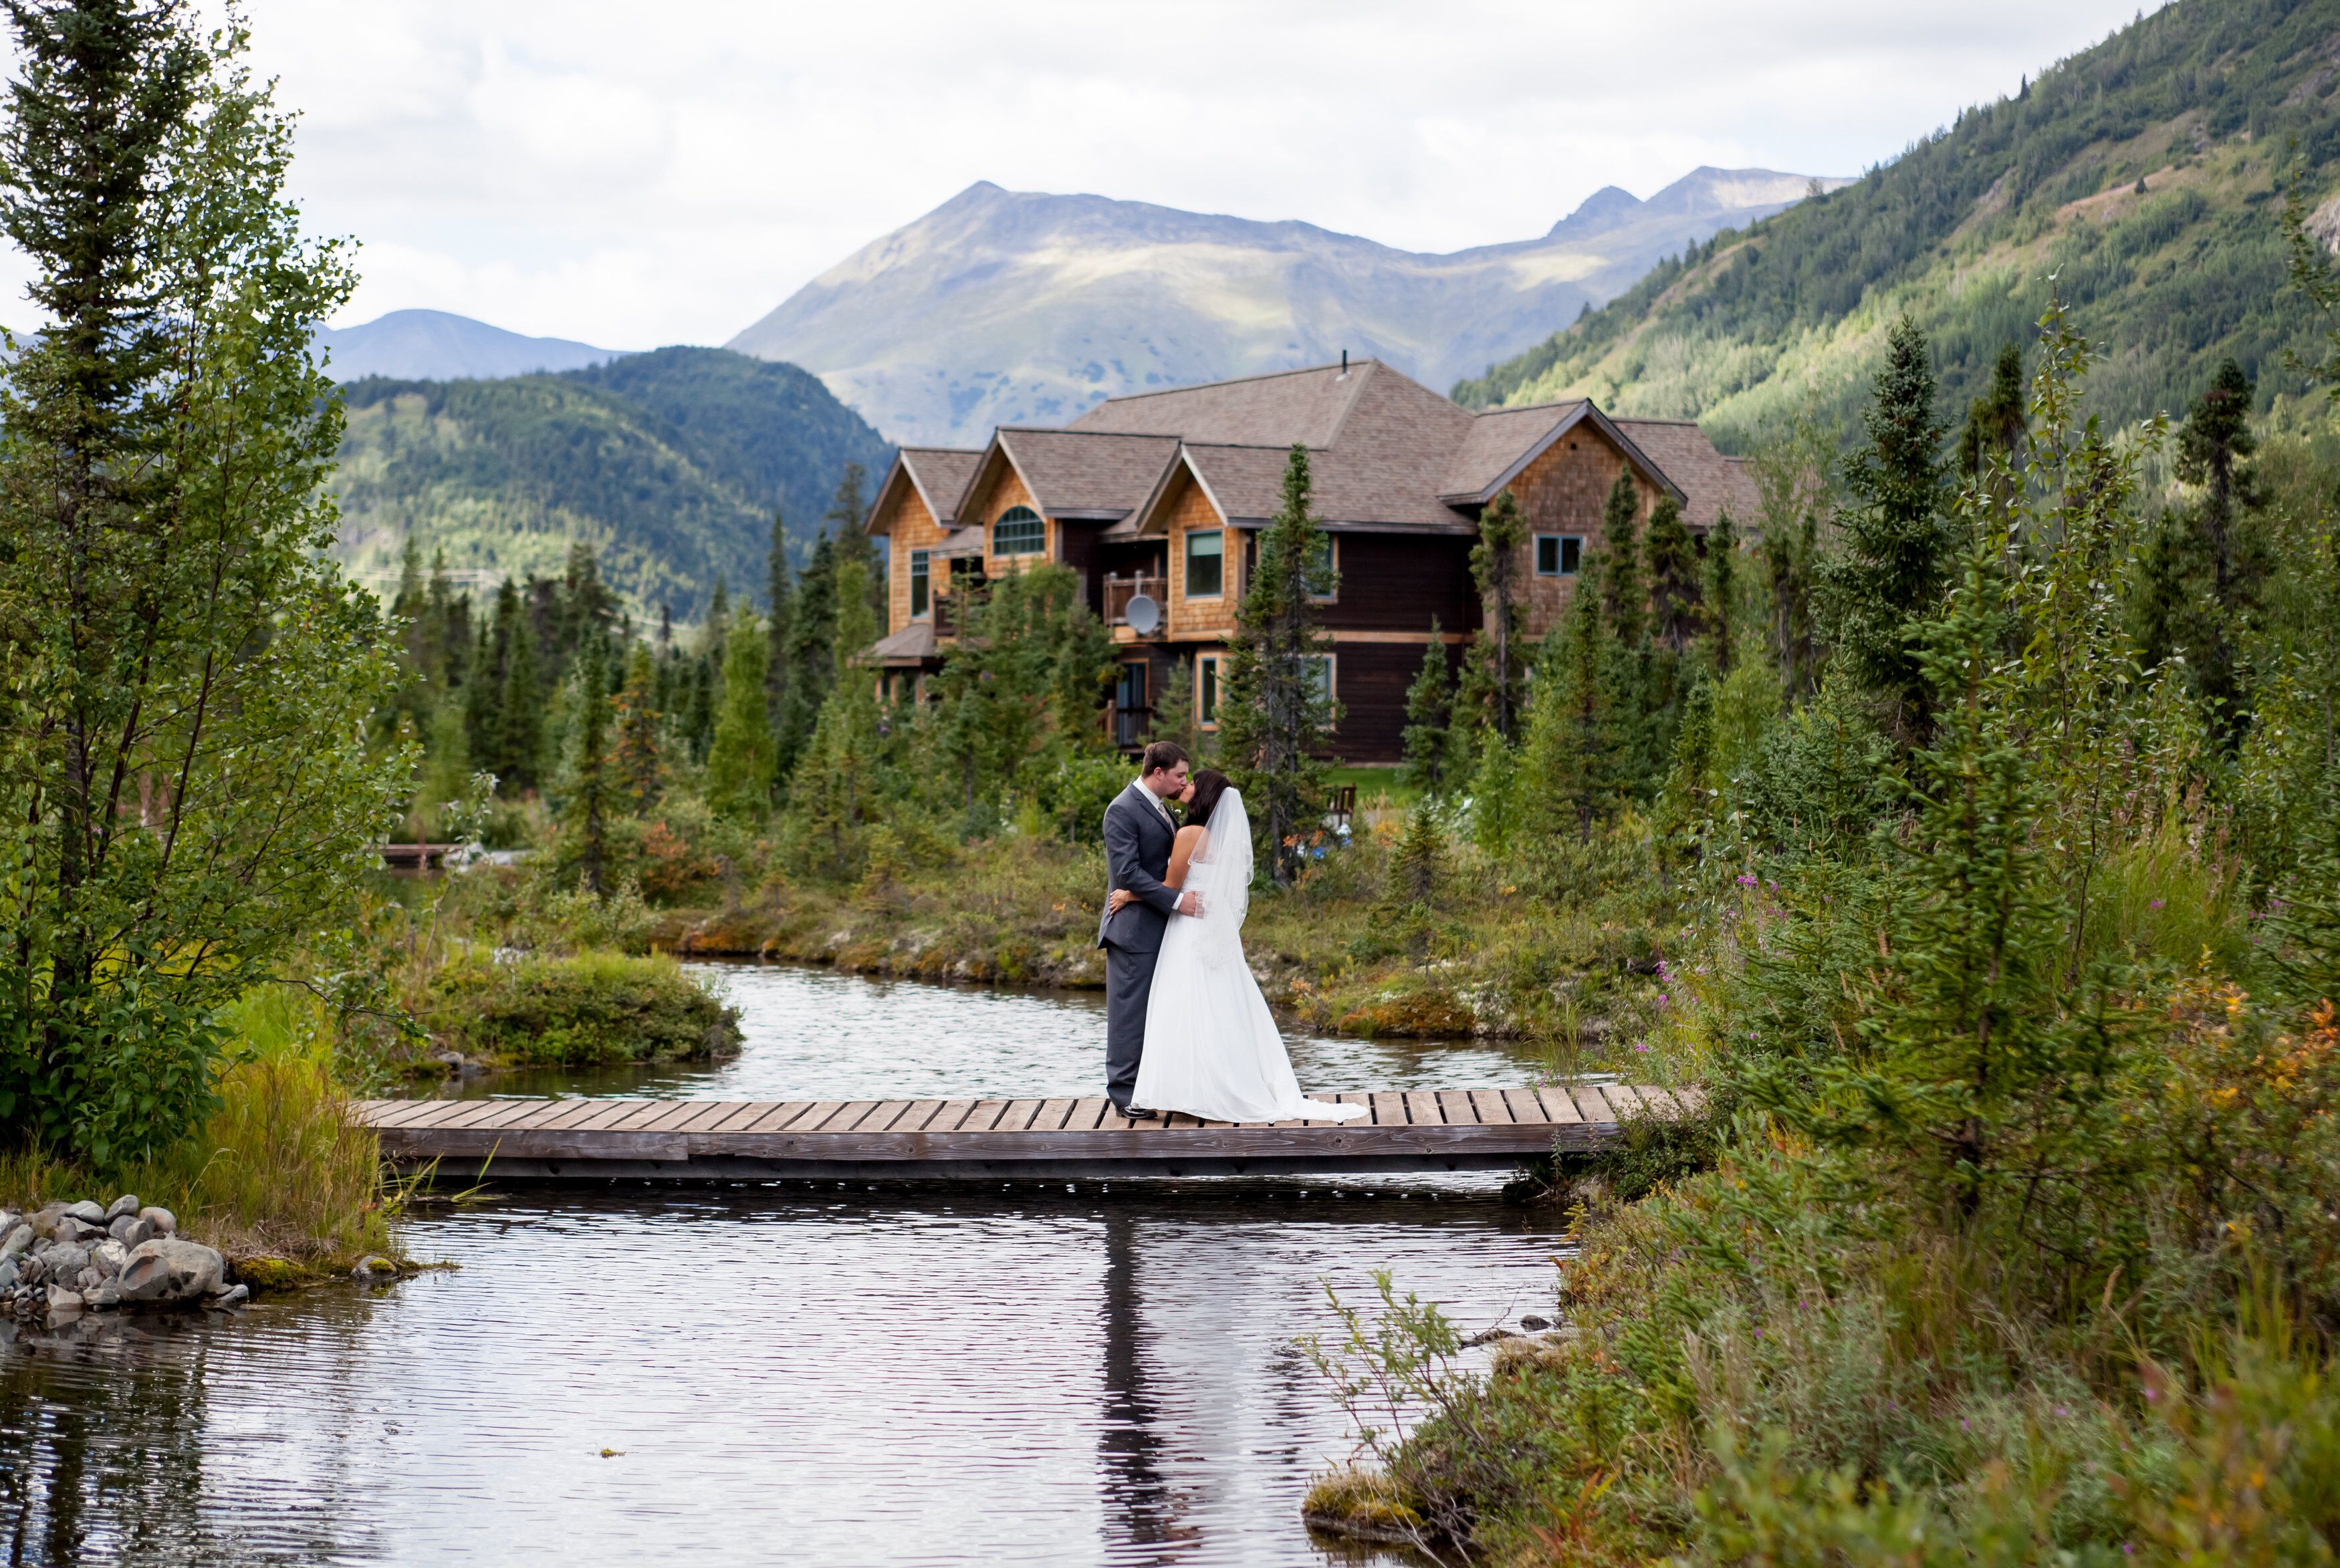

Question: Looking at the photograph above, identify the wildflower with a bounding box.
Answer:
[1737,875,1756,886]
[1634,1041,1649,1052]
[2149,898,2164,909]
[1655,993,1669,1007]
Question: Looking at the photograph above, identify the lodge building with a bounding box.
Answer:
[861,358,1757,764]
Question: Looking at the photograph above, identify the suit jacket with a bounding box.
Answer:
[1098,782,1181,952]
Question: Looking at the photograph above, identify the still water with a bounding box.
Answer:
[0,965,1571,1566]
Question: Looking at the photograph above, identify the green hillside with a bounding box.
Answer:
[331,347,893,618]
[1455,0,2340,448]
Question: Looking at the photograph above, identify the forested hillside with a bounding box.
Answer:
[1455,0,2340,448]
[332,347,893,619]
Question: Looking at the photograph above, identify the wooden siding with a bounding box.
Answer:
[878,483,954,636]
[1503,425,1661,638]
[1058,520,1104,616]
[959,462,1056,579]
[1161,469,1237,640]
[1327,640,1447,763]
[1318,532,1480,634]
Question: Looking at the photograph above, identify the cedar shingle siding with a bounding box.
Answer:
[862,360,1748,763]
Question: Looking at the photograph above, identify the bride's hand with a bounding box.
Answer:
[1106,888,1134,914]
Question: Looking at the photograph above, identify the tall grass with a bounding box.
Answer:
[0,986,398,1269]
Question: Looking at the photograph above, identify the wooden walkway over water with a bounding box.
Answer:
[356,1083,1690,1181]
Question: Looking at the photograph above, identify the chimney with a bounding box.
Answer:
[1339,349,1348,378]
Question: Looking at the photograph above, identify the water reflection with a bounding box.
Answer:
[0,1188,1558,1565]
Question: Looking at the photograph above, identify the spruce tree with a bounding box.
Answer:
[1819,314,1952,739]
[1524,575,1633,839]
[1644,495,1701,653]
[2176,358,2260,621]
[1466,489,1528,740]
[1400,624,1453,793]
[824,463,885,622]
[778,531,839,778]
[567,638,613,892]
[498,604,544,791]
[787,553,886,877]
[1957,342,2026,485]
[765,509,792,733]
[613,643,663,809]
[1220,442,1339,886]
[1702,510,1740,674]
[1152,657,1199,758]
[707,610,778,819]
[1598,469,1646,648]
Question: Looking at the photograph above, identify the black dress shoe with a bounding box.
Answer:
[1122,1105,1163,1120]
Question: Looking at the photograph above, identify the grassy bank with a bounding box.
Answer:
[652,815,1680,1074]
[0,989,401,1287]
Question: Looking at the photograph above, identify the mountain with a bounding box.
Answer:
[330,348,894,618]
[317,309,622,382]
[1456,0,2340,452]
[727,170,1849,446]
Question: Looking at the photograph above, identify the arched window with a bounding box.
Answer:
[993,505,1044,557]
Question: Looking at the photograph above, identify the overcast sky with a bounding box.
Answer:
[211,1,2154,350]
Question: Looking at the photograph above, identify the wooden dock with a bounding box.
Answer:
[355,1083,1687,1181]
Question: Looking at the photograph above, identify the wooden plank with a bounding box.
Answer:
[1435,1091,1480,1127]
[429,1100,512,1131]
[1163,1112,1204,1130]
[701,1101,780,1132]
[1567,1085,1613,1124]
[804,1101,874,1132]
[638,1101,711,1132]
[744,1101,822,1132]
[536,1098,618,1132]
[606,1100,681,1131]
[1095,1105,1134,1132]
[1403,1090,1444,1126]
[959,1099,1014,1132]
[1063,1098,1110,1132]
[1032,1098,1078,1132]
[848,1101,918,1132]
[366,1099,453,1130]
[1318,1091,1371,1126]
[1500,1087,1547,1126]
[671,1101,745,1134]
[1598,1084,1644,1120]
[926,1099,981,1132]
[991,1100,1041,1133]
[1468,1089,1514,1126]
[395,1100,480,1130]
[1369,1092,1409,1126]
[894,1099,947,1132]
[1534,1086,1585,1125]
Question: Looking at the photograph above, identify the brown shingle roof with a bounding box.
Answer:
[994,428,1179,519]
[901,447,981,526]
[1068,361,1371,447]
[1612,418,1762,531]
[860,620,939,666]
[1439,401,1587,499]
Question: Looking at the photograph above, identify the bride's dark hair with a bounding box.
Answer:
[1183,768,1232,824]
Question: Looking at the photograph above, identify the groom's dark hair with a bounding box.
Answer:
[1139,741,1189,777]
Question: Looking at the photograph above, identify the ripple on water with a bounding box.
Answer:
[1,966,1572,1565]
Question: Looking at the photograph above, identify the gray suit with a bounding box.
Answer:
[1098,781,1181,1112]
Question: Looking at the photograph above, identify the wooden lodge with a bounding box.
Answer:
[861,359,1757,763]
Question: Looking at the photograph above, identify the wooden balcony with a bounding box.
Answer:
[1102,573,1167,632]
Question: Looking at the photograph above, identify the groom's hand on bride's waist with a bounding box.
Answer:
[1177,892,1203,916]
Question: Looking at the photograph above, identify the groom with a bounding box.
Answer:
[1098,741,1203,1117]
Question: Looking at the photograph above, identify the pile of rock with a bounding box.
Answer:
[0,1196,248,1321]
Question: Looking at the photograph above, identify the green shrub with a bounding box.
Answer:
[421,950,741,1067]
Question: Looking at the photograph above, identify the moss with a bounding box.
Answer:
[421,950,743,1067]
[1300,1465,1429,1545]
[229,1254,305,1292]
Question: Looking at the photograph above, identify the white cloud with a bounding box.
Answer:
[136,1,2156,346]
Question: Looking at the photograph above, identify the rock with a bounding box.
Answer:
[1520,1315,1551,1331]
[18,1255,43,1287]
[118,1238,225,1303]
[210,1283,249,1309]
[109,1215,150,1249]
[62,1200,104,1226]
[104,1194,139,1221]
[92,1240,126,1277]
[0,1222,31,1261]
[45,1286,82,1318]
[86,1282,120,1309]
[28,1204,65,1236]
[350,1255,396,1283]
[40,1243,88,1279]
[0,1261,16,1292]
[51,1217,99,1245]
[75,1267,103,1292]
[138,1207,177,1238]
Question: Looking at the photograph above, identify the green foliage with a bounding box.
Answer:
[1399,625,1455,794]
[783,551,891,878]
[1221,442,1340,885]
[1463,489,1528,740]
[0,9,402,1166]
[421,950,741,1068]
[1817,315,1953,737]
[706,608,777,819]
[334,347,893,619]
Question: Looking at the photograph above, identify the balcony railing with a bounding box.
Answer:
[1102,573,1167,630]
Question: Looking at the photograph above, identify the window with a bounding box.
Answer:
[1303,654,1335,705]
[1198,655,1221,727]
[1308,533,1338,602]
[1186,529,1224,598]
[1535,534,1583,577]
[909,549,931,618]
[993,505,1044,557]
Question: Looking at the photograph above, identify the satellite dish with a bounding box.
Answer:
[1125,594,1161,636]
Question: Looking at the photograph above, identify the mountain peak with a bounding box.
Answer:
[316,309,622,382]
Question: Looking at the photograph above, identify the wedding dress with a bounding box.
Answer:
[1133,788,1365,1124]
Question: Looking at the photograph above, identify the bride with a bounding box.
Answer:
[1108,769,1365,1124]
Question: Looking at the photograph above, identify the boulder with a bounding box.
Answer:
[138,1207,177,1238]
[40,1243,88,1279]
[210,1283,249,1309]
[86,1282,120,1309]
[108,1215,150,1249]
[45,1286,82,1317]
[62,1200,104,1226]
[104,1194,139,1221]
[118,1238,225,1303]
[51,1217,99,1245]
[28,1204,65,1236]
[91,1240,126,1277]
[0,1261,16,1292]
[17,1255,43,1287]
[0,1222,30,1261]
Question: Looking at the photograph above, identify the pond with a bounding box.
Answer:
[0,964,1572,1565]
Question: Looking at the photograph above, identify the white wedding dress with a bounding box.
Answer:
[1134,788,1365,1124]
